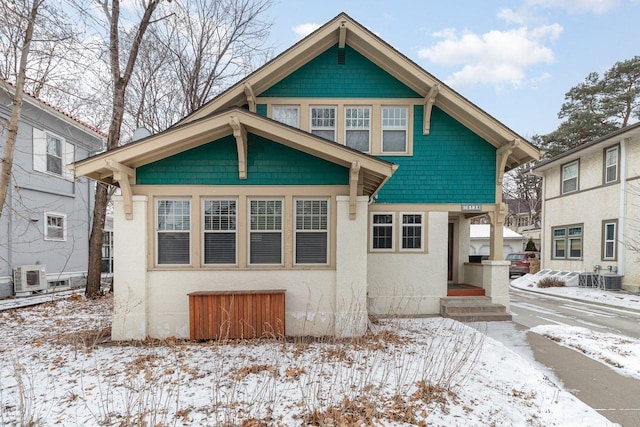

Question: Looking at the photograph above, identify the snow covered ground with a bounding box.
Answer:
[0,292,621,426]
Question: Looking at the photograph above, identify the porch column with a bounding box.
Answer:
[487,203,507,261]
[111,195,148,340]
[335,195,369,338]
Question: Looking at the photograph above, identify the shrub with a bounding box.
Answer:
[525,238,538,252]
[537,277,565,288]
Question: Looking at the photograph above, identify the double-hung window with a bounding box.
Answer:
[294,199,329,264]
[273,106,299,128]
[157,199,191,265]
[249,199,283,265]
[345,106,371,152]
[310,107,336,141]
[602,220,617,260]
[604,146,618,184]
[561,160,579,194]
[401,213,423,251]
[44,212,66,241]
[203,199,237,265]
[371,213,394,251]
[382,107,408,153]
[46,134,63,175]
[552,224,583,259]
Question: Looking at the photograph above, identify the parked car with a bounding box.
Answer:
[506,252,540,276]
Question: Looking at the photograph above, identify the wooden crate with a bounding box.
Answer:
[188,290,285,340]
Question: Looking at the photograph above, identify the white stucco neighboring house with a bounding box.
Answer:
[532,122,640,293]
[470,224,525,258]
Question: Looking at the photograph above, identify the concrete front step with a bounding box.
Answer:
[440,296,512,322]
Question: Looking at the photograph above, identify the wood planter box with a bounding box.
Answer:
[188,290,285,340]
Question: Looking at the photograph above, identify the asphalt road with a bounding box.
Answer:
[510,287,640,339]
[509,287,640,426]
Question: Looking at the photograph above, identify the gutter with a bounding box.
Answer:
[618,139,627,275]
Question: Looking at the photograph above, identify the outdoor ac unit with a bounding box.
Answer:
[13,265,47,294]
[602,274,623,290]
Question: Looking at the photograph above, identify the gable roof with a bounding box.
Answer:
[532,121,640,173]
[72,107,397,197]
[0,78,107,139]
[177,12,539,169]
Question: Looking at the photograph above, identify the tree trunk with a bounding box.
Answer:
[86,182,109,297]
[0,0,41,220]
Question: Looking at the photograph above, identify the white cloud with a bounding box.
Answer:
[526,0,620,14]
[419,25,561,89]
[292,23,321,39]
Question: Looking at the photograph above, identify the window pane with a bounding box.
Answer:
[554,239,566,258]
[273,106,299,127]
[204,233,236,264]
[553,228,566,237]
[605,223,615,240]
[562,177,577,193]
[250,200,282,231]
[605,241,615,259]
[373,225,393,249]
[296,232,327,264]
[158,200,190,231]
[568,226,582,236]
[158,233,190,264]
[250,232,282,264]
[312,129,335,141]
[382,130,407,152]
[204,200,236,231]
[47,155,62,175]
[346,130,369,151]
[569,238,582,258]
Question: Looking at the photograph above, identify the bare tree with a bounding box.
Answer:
[127,0,273,132]
[503,161,542,228]
[84,0,165,298]
[0,0,43,220]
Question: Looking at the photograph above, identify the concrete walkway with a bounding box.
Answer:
[527,331,640,426]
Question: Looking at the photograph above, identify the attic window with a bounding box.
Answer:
[338,48,346,65]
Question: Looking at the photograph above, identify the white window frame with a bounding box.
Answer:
[561,160,579,194]
[604,146,619,184]
[344,106,371,153]
[202,198,238,266]
[155,198,191,266]
[293,198,329,265]
[310,106,337,141]
[44,212,66,241]
[272,105,300,128]
[381,106,408,153]
[370,212,395,252]
[567,226,583,259]
[33,129,75,181]
[602,220,617,260]
[248,198,284,266]
[400,212,424,251]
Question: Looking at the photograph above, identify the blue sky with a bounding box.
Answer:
[264,0,640,139]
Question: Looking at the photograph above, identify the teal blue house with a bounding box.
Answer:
[74,13,539,340]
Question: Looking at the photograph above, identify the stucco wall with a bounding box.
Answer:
[367,211,448,316]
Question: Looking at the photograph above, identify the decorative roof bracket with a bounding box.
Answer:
[244,83,256,113]
[349,160,361,220]
[230,116,248,179]
[423,84,440,135]
[105,159,135,220]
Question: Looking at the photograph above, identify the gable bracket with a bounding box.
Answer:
[244,83,256,113]
[105,159,135,220]
[230,116,248,179]
[423,84,440,135]
[339,20,347,48]
[349,160,361,220]
[495,139,519,203]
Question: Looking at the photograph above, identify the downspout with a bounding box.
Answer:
[617,139,626,276]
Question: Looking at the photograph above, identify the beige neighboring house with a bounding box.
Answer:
[532,122,640,292]
[72,13,539,341]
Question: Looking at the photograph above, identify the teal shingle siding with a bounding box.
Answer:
[256,104,267,116]
[136,134,349,186]
[375,106,496,204]
[260,45,422,99]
